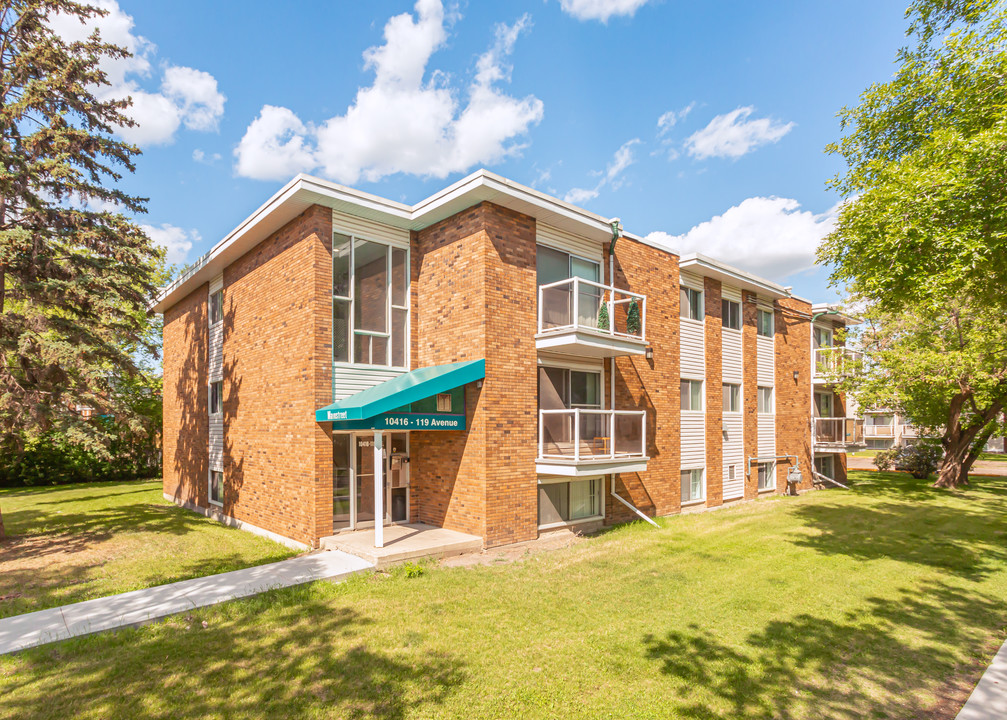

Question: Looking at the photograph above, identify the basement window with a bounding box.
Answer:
[538,477,602,527]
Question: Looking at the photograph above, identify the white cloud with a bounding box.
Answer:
[685,107,794,160]
[192,149,222,164]
[559,0,653,22]
[235,1,543,184]
[657,102,695,136]
[142,223,198,267]
[564,138,640,205]
[48,0,225,146]
[645,197,841,279]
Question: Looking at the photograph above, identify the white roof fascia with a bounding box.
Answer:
[811,302,862,326]
[678,253,792,300]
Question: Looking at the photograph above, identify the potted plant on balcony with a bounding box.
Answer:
[627,299,641,336]
[598,302,610,331]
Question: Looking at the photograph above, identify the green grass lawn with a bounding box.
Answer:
[0,480,297,618]
[3,471,1007,719]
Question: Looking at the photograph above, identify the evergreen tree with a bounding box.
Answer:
[0,1,162,536]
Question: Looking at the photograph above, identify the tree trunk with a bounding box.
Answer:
[0,504,4,539]
[935,398,1003,489]
[936,438,972,488]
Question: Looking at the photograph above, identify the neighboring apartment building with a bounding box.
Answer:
[153,170,859,550]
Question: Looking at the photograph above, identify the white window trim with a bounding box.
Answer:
[757,462,776,493]
[208,469,224,507]
[681,467,706,505]
[756,308,775,337]
[536,476,604,528]
[333,233,410,371]
[208,381,223,417]
[680,286,705,322]
[721,299,742,331]
[757,386,775,415]
[680,378,704,413]
[723,383,742,414]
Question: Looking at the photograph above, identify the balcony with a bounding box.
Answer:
[864,424,895,439]
[536,277,648,358]
[814,417,866,451]
[813,347,863,383]
[536,408,649,476]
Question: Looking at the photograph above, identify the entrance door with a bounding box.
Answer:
[339,433,409,529]
[388,432,409,523]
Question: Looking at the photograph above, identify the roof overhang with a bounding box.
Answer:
[151,169,640,314]
[811,303,862,326]
[678,253,792,300]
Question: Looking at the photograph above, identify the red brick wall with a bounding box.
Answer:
[163,285,209,506]
[410,202,539,546]
[218,205,333,547]
[609,237,682,522]
[704,277,724,507]
[775,297,813,492]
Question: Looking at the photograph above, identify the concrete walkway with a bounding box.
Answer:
[0,550,373,655]
[957,638,1007,719]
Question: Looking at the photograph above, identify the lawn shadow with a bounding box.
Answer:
[790,474,1007,581]
[643,580,1002,719]
[2,587,466,719]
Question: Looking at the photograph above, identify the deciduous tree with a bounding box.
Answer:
[819,0,1007,487]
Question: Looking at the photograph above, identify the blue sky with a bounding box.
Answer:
[68,0,908,302]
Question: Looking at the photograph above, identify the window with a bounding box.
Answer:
[757,386,774,414]
[537,245,602,330]
[757,462,775,491]
[722,383,741,412]
[681,469,705,503]
[436,394,452,412]
[209,470,223,506]
[813,326,832,348]
[757,309,774,337]
[814,392,834,418]
[681,379,703,411]
[332,233,408,368]
[539,367,602,410]
[728,464,736,480]
[538,478,602,526]
[814,455,835,480]
[209,290,223,325]
[680,287,703,321]
[721,299,741,330]
[209,381,222,415]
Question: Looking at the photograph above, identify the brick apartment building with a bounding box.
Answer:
[153,170,858,550]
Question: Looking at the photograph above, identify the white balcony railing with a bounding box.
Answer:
[538,277,646,343]
[813,347,863,380]
[864,424,895,438]
[814,417,865,447]
[538,409,647,462]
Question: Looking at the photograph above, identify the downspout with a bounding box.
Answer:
[607,219,658,528]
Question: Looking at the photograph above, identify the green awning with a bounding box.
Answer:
[315,359,485,423]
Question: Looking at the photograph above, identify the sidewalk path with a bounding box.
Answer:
[847,456,1007,476]
[0,550,373,655]
[957,638,1007,719]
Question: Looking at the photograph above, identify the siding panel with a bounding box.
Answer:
[757,335,775,385]
[758,415,776,457]
[681,320,705,379]
[209,418,223,471]
[332,209,410,247]
[722,413,744,499]
[536,223,604,262]
[681,412,706,468]
[722,329,743,383]
[333,366,406,400]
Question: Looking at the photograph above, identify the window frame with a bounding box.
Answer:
[537,476,604,529]
[722,383,741,413]
[757,309,774,337]
[209,290,223,326]
[757,386,774,414]
[721,299,741,330]
[209,469,224,506]
[332,232,410,370]
[208,380,223,416]
[681,468,705,504]
[680,286,704,322]
[538,364,604,411]
[757,462,775,492]
[680,378,704,412]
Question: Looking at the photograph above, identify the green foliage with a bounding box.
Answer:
[819,0,1007,486]
[400,561,426,579]
[597,301,609,331]
[0,1,164,454]
[626,298,641,336]
[874,440,944,479]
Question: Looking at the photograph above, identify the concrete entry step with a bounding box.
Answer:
[320,523,483,569]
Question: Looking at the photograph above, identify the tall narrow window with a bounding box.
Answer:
[722,383,741,412]
[391,247,408,368]
[681,379,703,411]
[757,386,774,414]
[209,290,223,325]
[681,469,705,503]
[757,309,774,337]
[680,287,703,321]
[209,381,222,415]
[332,233,352,363]
[209,470,223,505]
[721,299,741,330]
[757,462,775,491]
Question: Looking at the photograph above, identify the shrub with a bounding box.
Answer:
[874,440,943,479]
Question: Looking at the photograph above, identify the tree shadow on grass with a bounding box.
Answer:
[1,585,466,720]
[643,580,1002,719]
[790,475,1007,581]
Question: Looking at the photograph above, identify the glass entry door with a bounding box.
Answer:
[333,432,409,530]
